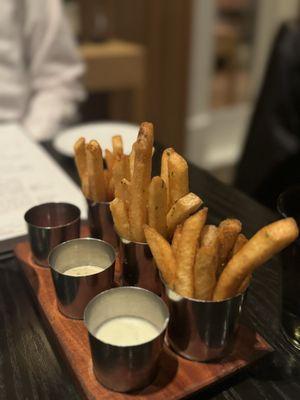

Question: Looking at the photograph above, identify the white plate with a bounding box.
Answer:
[53,122,139,157]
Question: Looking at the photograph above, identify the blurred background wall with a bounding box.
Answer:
[64,0,300,182]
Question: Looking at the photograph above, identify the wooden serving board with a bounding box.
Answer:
[15,239,273,400]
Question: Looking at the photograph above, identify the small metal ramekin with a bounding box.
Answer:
[84,286,169,392]
[164,283,246,362]
[49,238,116,319]
[87,199,119,249]
[120,238,163,295]
[24,202,80,267]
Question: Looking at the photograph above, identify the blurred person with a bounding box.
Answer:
[0,0,85,141]
[235,21,300,209]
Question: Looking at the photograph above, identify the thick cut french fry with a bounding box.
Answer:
[110,198,131,240]
[129,145,136,179]
[230,234,250,293]
[86,140,106,202]
[105,149,115,175]
[231,233,248,257]
[144,225,176,289]
[175,208,208,298]
[167,192,203,237]
[74,137,89,197]
[113,155,130,198]
[161,148,175,210]
[128,122,154,242]
[107,177,115,201]
[148,176,168,238]
[217,219,242,276]
[112,135,123,157]
[119,178,131,209]
[172,224,182,261]
[194,225,219,300]
[213,218,299,301]
[168,151,189,207]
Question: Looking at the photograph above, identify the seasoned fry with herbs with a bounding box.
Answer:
[86,140,106,202]
[213,218,299,301]
[167,192,203,237]
[128,122,154,242]
[148,176,168,238]
[175,208,208,298]
[144,225,177,288]
[168,151,189,207]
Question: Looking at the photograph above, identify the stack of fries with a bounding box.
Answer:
[74,135,129,203]
[109,122,203,243]
[145,216,298,301]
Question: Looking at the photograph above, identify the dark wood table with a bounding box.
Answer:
[1,142,300,400]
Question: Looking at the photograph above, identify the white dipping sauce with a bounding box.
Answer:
[95,316,160,346]
[64,265,105,277]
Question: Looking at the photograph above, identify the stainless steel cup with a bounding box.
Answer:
[87,200,119,249]
[84,286,169,392]
[24,202,81,267]
[49,238,116,319]
[164,284,246,361]
[120,238,163,295]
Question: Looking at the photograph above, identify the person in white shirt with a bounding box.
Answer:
[1,0,85,141]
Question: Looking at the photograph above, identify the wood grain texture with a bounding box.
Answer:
[15,241,271,400]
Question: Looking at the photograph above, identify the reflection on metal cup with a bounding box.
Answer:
[84,286,169,392]
[164,283,246,361]
[277,185,300,349]
[49,238,116,319]
[120,238,163,295]
[87,199,119,249]
[24,202,81,267]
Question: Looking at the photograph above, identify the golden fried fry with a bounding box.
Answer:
[168,151,189,207]
[105,149,115,175]
[112,135,123,157]
[129,145,136,179]
[119,178,130,209]
[167,192,203,237]
[213,218,299,301]
[144,225,176,289]
[231,234,250,293]
[171,224,182,261]
[194,225,219,300]
[128,122,154,242]
[148,176,168,237]
[86,140,106,202]
[161,148,175,210]
[74,137,89,197]
[110,198,131,240]
[113,155,130,199]
[217,219,242,276]
[175,208,208,298]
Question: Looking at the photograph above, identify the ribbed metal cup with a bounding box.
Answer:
[84,286,169,392]
[120,238,163,295]
[49,238,116,319]
[24,202,80,267]
[164,283,246,361]
[87,200,119,249]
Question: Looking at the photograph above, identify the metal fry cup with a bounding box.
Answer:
[87,199,119,249]
[120,238,163,295]
[49,238,116,319]
[24,202,81,267]
[84,286,169,392]
[164,283,246,362]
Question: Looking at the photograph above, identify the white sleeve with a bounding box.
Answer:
[22,0,86,141]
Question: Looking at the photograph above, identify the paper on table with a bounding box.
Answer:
[0,124,87,245]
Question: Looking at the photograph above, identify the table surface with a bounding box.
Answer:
[1,142,300,400]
